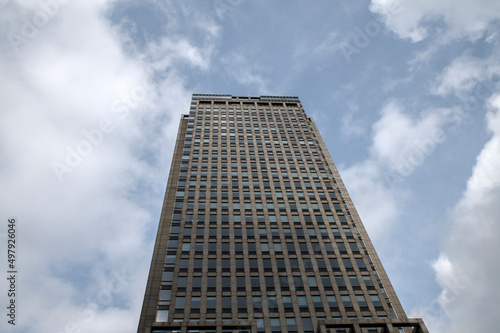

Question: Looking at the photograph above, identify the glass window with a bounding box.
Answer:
[253,296,262,311]
[362,275,374,287]
[265,276,274,290]
[156,310,169,322]
[329,258,339,269]
[302,317,313,332]
[236,258,244,271]
[327,295,338,307]
[222,296,231,309]
[276,258,286,271]
[196,227,205,237]
[237,276,246,289]
[268,295,278,312]
[175,296,185,309]
[283,295,292,309]
[206,296,216,309]
[249,259,258,271]
[208,243,217,254]
[356,295,367,307]
[316,258,326,269]
[286,318,296,330]
[207,276,216,289]
[177,276,187,288]
[356,258,366,269]
[270,318,281,330]
[337,242,346,253]
[222,258,230,269]
[159,289,171,301]
[191,296,201,309]
[179,259,189,270]
[162,271,174,282]
[237,296,247,309]
[297,295,308,308]
[251,276,260,290]
[321,276,332,288]
[193,258,202,270]
[307,276,317,287]
[370,294,382,307]
[299,242,308,253]
[335,276,346,288]
[255,318,264,330]
[222,276,231,289]
[343,258,353,269]
[192,276,201,289]
[207,258,216,270]
[343,228,353,237]
[263,258,272,271]
[290,258,299,271]
[341,295,352,307]
[195,242,204,252]
[165,255,176,266]
[349,276,360,288]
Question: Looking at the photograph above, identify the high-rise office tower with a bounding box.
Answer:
[138,95,428,333]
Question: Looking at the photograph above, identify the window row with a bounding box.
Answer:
[170,273,376,293]
[163,255,368,274]
[170,293,384,314]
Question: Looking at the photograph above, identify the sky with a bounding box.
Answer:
[0,0,499,332]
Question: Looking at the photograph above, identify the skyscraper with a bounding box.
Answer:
[138,94,428,333]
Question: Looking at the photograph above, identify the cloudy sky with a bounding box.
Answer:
[1,0,499,332]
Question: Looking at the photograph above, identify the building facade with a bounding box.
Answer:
[137,95,428,333]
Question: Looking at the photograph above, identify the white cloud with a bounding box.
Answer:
[340,103,366,139]
[312,31,340,57]
[340,100,452,237]
[372,101,451,171]
[144,11,220,73]
[434,55,485,96]
[433,52,500,102]
[420,93,500,332]
[340,97,483,330]
[0,1,218,332]
[147,37,211,70]
[370,0,500,42]
[220,52,271,94]
[340,160,401,239]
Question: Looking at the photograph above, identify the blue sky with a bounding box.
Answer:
[1,0,500,332]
